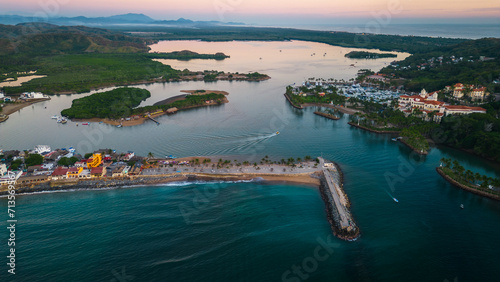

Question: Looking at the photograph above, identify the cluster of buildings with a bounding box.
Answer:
[292,79,403,104]
[0,147,145,186]
[445,83,490,101]
[1,91,48,102]
[389,55,495,71]
[398,88,487,122]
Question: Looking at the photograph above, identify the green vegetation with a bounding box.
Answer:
[2,54,179,94]
[439,158,500,196]
[25,154,44,167]
[345,51,396,59]
[9,159,22,171]
[146,50,229,60]
[246,72,268,80]
[132,93,226,115]
[285,85,345,106]
[57,157,79,166]
[61,88,151,119]
[379,38,500,92]
[401,128,429,152]
[431,112,500,162]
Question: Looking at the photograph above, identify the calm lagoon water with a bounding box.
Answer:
[1,40,499,281]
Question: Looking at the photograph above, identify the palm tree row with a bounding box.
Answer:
[440,158,500,189]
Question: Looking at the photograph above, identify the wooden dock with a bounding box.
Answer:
[147,115,160,125]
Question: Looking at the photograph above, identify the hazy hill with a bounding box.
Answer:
[0,13,244,27]
[0,23,150,55]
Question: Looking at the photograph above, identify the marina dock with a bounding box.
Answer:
[318,157,359,240]
[147,114,160,124]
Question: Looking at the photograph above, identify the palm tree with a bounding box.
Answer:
[147,152,154,159]
[475,172,482,185]
[465,170,474,184]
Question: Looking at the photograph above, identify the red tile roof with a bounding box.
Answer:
[91,167,104,174]
[445,105,486,112]
[51,167,68,176]
[424,100,445,105]
[67,167,80,173]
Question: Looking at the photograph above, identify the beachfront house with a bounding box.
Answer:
[90,167,106,178]
[51,167,68,180]
[67,167,83,178]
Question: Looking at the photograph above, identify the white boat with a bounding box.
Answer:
[392,138,398,141]
[460,204,464,209]
[51,115,59,119]
[393,198,399,203]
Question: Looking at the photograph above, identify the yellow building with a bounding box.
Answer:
[86,153,102,168]
[67,167,83,178]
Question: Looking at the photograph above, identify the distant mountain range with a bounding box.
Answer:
[0,13,245,27]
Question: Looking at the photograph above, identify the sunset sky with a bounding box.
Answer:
[2,0,500,24]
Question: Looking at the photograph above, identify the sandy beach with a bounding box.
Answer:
[1,98,51,116]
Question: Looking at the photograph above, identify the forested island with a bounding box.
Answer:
[146,50,229,60]
[61,88,150,119]
[344,51,397,59]
[60,87,228,126]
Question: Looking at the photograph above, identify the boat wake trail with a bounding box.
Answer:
[206,132,279,155]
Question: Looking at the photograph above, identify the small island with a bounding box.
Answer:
[344,51,397,59]
[146,50,230,61]
[61,87,229,126]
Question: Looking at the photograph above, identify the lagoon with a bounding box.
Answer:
[1,40,500,281]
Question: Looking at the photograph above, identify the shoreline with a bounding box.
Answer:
[399,138,429,155]
[1,98,51,116]
[347,122,401,134]
[1,171,322,196]
[436,167,500,201]
[70,97,229,127]
[304,103,364,115]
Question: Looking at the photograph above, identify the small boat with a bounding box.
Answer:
[51,115,59,119]
[61,119,67,124]
[392,138,398,141]
[117,124,122,128]
[82,122,89,125]
[460,204,464,209]
[393,198,399,203]
[276,131,280,135]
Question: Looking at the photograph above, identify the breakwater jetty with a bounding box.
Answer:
[284,93,304,109]
[318,157,359,240]
[314,111,340,120]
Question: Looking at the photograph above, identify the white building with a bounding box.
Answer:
[0,163,7,176]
